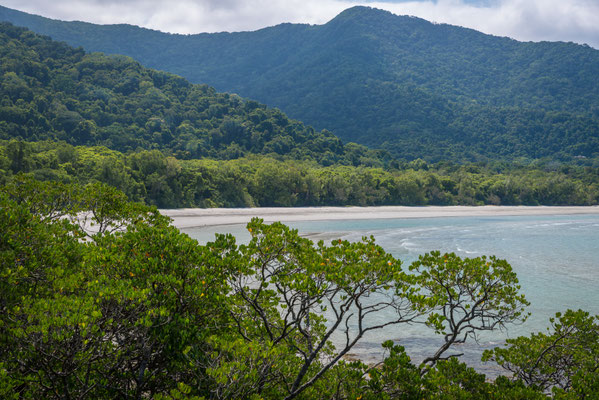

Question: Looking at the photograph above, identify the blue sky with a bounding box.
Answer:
[2,0,598,48]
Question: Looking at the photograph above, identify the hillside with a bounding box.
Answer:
[0,22,387,166]
[2,5,599,161]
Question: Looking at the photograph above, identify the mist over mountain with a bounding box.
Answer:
[2,5,599,162]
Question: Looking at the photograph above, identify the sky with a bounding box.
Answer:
[2,0,599,49]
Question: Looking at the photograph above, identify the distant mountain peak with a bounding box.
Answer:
[326,5,431,34]
[329,6,396,23]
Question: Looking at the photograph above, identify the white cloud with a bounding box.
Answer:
[2,0,346,32]
[370,0,599,47]
[2,0,599,48]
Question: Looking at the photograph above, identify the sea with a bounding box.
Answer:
[180,213,599,376]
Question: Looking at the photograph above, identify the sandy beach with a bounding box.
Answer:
[161,205,599,228]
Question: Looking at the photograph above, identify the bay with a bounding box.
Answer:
[179,213,599,375]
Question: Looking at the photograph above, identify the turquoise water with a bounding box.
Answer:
[181,214,599,374]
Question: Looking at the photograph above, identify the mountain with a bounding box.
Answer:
[1,5,599,161]
[0,22,388,166]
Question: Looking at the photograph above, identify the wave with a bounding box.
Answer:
[457,247,478,255]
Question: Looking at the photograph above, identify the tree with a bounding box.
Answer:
[484,309,599,397]
[409,251,529,371]
[328,341,545,399]
[0,177,230,399]
[203,219,421,399]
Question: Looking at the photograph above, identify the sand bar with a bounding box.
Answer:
[161,206,599,229]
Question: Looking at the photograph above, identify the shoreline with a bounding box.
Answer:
[161,205,599,229]
[162,204,599,377]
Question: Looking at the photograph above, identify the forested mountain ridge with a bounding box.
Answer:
[0,22,387,165]
[2,5,599,161]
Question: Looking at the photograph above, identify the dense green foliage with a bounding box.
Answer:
[1,179,596,399]
[0,22,387,165]
[0,179,231,398]
[3,5,599,161]
[2,140,598,208]
[484,310,599,397]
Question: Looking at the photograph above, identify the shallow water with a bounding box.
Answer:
[181,214,599,375]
